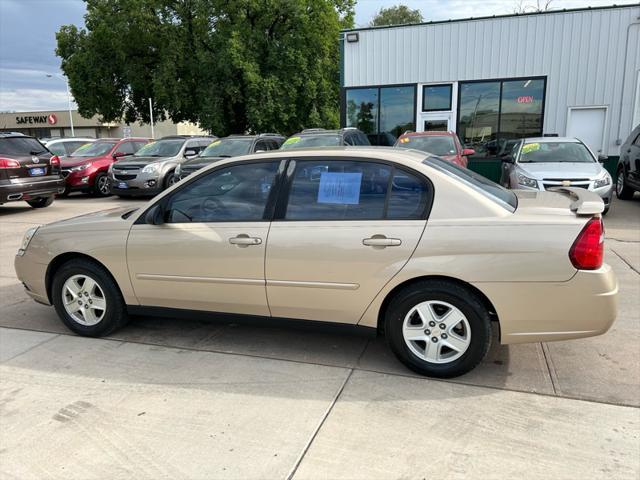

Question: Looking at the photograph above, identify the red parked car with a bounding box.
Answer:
[60,138,150,196]
[394,131,475,168]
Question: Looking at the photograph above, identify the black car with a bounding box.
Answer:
[616,124,640,200]
[175,134,284,181]
[0,133,65,208]
[280,128,371,150]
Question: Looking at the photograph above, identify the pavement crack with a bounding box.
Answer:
[610,248,640,275]
[286,368,354,480]
[1,333,60,363]
[540,343,559,396]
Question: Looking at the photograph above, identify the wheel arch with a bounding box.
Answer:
[45,252,125,304]
[376,275,500,335]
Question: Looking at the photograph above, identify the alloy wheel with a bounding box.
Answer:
[98,176,110,195]
[62,274,106,326]
[402,300,471,364]
[617,171,624,195]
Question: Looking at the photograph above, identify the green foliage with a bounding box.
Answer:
[56,0,355,136]
[369,4,423,27]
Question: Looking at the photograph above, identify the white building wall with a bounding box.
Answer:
[343,5,640,155]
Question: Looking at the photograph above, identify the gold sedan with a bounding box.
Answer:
[14,148,617,378]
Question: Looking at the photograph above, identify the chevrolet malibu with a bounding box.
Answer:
[14,148,617,378]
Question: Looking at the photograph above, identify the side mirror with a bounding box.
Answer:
[597,154,608,163]
[113,151,126,158]
[145,204,165,225]
[462,148,475,156]
[184,149,197,158]
[501,155,514,163]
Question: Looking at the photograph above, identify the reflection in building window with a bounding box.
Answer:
[457,77,545,159]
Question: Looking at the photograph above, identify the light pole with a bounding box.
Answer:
[46,74,75,136]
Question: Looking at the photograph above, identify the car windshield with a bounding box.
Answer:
[423,156,517,212]
[200,138,252,157]
[280,134,342,149]
[134,139,184,157]
[0,137,47,155]
[72,141,116,157]
[518,142,595,163]
[396,136,456,156]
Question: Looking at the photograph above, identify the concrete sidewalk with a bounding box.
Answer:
[1,327,638,479]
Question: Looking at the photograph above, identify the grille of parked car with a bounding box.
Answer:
[114,173,136,181]
[542,178,591,190]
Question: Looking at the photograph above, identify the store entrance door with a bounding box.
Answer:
[420,113,452,132]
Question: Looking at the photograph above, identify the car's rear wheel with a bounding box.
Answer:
[616,167,635,200]
[52,259,128,337]
[385,280,492,378]
[93,173,111,197]
[26,196,54,208]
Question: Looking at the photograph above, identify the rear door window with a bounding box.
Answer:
[0,137,46,156]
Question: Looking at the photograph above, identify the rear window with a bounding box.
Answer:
[280,135,342,150]
[0,137,47,156]
[397,135,456,156]
[423,156,517,211]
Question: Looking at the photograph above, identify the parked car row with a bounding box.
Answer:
[1,125,638,209]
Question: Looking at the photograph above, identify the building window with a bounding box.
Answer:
[457,77,545,158]
[422,84,452,111]
[344,85,415,146]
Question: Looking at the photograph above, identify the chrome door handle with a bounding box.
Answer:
[229,235,262,246]
[363,235,402,247]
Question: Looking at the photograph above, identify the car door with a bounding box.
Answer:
[628,130,640,185]
[127,159,283,315]
[265,157,432,324]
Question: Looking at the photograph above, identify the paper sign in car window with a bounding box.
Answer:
[283,136,301,146]
[317,172,362,205]
[521,143,540,154]
[209,140,221,147]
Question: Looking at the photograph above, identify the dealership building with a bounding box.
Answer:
[340,4,639,178]
[0,109,207,139]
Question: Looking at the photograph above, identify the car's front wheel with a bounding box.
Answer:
[26,196,54,208]
[52,259,128,337]
[385,280,492,378]
[93,173,111,197]
[616,167,635,200]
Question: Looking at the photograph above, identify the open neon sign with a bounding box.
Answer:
[517,96,534,103]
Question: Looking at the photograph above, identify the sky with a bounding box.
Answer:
[0,0,632,112]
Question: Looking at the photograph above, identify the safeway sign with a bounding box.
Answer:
[47,114,57,125]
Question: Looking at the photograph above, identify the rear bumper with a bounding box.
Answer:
[0,177,66,204]
[475,264,618,344]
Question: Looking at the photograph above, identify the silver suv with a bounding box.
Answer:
[108,135,214,197]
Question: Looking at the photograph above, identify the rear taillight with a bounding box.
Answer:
[0,157,20,169]
[569,217,604,270]
[50,155,60,167]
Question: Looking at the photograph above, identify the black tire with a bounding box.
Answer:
[602,206,610,216]
[57,185,71,197]
[616,167,635,200]
[26,196,54,208]
[384,280,492,378]
[93,172,111,197]
[51,258,129,337]
[163,170,176,190]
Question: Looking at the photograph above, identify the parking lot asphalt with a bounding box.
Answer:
[1,193,639,479]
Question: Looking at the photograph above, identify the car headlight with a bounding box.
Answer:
[517,173,538,189]
[594,172,611,189]
[70,163,90,172]
[17,226,39,256]
[142,163,160,174]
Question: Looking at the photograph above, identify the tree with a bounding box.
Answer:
[56,0,355,136]
[513,0,555,13]
[369,4,423,27]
